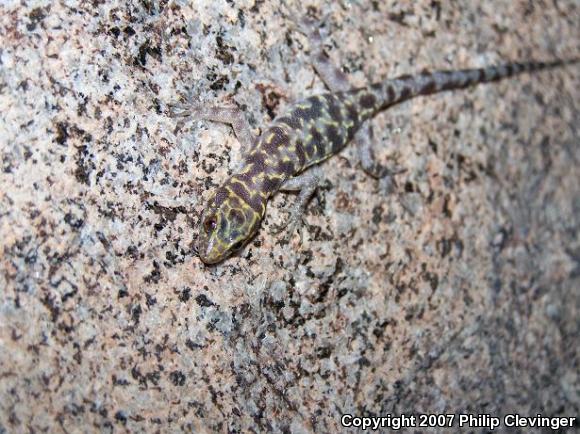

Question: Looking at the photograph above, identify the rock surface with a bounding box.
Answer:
[1,0,578,432]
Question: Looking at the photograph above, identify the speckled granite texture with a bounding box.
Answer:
[1,0,578,432]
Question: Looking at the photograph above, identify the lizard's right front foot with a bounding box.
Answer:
[167,96,203,119]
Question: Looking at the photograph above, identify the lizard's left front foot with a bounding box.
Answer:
[271,207,307,245]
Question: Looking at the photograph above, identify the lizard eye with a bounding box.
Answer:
[203,216,217,233]
[231,240,244,251]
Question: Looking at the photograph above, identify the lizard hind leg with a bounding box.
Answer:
[273,167,322,243]
[356,122,405,188]
[283,2,350,92]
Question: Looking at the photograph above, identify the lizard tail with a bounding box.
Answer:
[373,57,579,109]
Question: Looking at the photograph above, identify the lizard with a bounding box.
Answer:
[171,12,577,265]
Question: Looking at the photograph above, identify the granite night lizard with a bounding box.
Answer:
[171,13,577,265]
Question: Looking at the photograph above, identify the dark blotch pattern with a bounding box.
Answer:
[399,85,412,100]
[213,187,228,206]
[293,96,323,122]
[325,125,343,153]
[246,150,267,172]
[386,85,395,103]
[246,192,265,214]
[243,163,261,181]
[420,80,437,95]
[229,209,244,226]
[229,180,252,207]
[359,93,377,109]
[268,126,288,147]
[371,82,383,92]
[277,115,301,130]
[345,102,359,124]
[218,214,227,234]
[261,126,288,155]
[308,127,324,158]
[278,160,295,176]
[325,94,343,123]
[262,176,280,194]
[294,139,306,167]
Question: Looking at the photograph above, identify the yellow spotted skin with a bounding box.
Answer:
[197,59,573,264]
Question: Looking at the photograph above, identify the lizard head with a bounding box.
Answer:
[197,181,265,264]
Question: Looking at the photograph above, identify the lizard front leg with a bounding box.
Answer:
[170,96,257,167]
[274,167,322,242]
